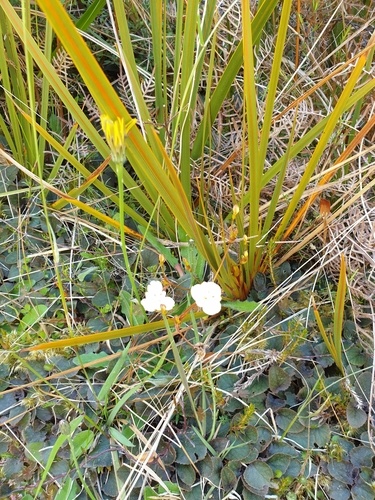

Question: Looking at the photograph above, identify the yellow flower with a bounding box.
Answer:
[100,115,137,163]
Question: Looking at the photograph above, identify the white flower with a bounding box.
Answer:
[141,281,175,312]
[190,282,222,315]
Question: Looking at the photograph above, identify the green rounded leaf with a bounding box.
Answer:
[266,453,291,475]
[221,465,238,491]
[196,455,213,478]
[351,478,375,500]
[174,431,207,464]
[227,443,258,463]
[243,461,274,493]
[253,272,267,292]
[284,458,302,478]
[354,372,372,400]
[254,427,273,452]
[21,304,48,326]
[176,464,196,486]
[276,408,305,433]
[346,402,367,429]
[243,425,258,443]
[92,289,116,308]
[327,460,354,485]
[72,352,109,367]
[209,437,229,454]
[269,365,291,393]
[349,446,374,468]
[328,479,351,500]
[311,424,331,447]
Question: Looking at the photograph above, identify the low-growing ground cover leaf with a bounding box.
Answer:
[140,248,160,269]
[177,463,196,485]
[310,424,331,447]
[86,317,110,331]
[92,289,117,308]
[349,446,374,468]
[266,393,286,411]
[241,425,258,442]
[269,365,292,393]
[351,477,375,500]
[246,375,269,397]
[83,434,112,468]
[328,479,351,500]
[221,465,238,491]
[72,352,109,368]
[266,453,291,475]
[183,484,207,500]
[225,440,258,462]
[254,427,272,452]
[209,456,223,487]
[276,408,305,433]
[354,372,372,400]
[268,440,299,457]
[242,488,264,500]
[20,304,48,327]
[327,460,354,485]
[156,440,176,466]
[346,401,367,428]
[174,431,207,464]
[345,344,365,367]
[2,457,23,479]
[243,461,274,495]
[196,455,213,478]
[284,458,302,477]
[25,441,46,463]
[313,342,335,368]
[209,437,229,454]
[217,373,238,392]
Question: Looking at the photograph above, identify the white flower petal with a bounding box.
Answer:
[160,296,175,311]
[141,298,158,312]
[202,301,221,315]
[148,280,163,294]
[190,284,204,305]
[141,281,175,312]
[191,282,222,315]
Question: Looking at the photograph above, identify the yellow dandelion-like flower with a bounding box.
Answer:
[100,115,137,163]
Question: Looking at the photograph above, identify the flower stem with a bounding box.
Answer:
[162,312,204,435]
[115,160,143,323]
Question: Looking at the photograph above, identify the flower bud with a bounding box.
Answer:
[232,205,240,220]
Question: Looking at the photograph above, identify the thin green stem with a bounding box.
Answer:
[67,434,97,500]
[115,160,143,323]
[162,313,204,435]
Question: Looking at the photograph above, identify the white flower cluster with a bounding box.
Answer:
[190,281,222,315]
[140,281,175,312]
[141,280,222,316]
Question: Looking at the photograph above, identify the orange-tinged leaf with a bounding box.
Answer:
[24,312,206,351]
[36,0,125,119]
